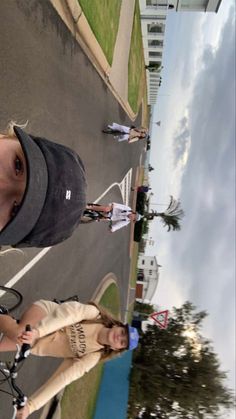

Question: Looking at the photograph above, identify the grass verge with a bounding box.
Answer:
[61,282,120,419]
[128,0,145,115]
[79,0,122,65]
[99,282,120,318]
[129,242,139,289]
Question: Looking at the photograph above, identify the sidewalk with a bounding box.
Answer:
[50,0,136,120]
[109,0,136,105]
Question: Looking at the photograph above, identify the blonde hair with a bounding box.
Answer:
[86,302,128,362]
[5,121,28,137]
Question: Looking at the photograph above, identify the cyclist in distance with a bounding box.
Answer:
[102,122,149,143]
[0,299,139,419]
[84,202,143,232]
[0,123,86,248]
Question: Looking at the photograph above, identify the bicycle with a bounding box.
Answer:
[0,285,80,312]
[0,286,23,313]
[0,291,80,418]
[81,205,111,225]
[0,325,31,418]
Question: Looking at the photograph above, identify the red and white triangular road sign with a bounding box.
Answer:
[150,310,169,329]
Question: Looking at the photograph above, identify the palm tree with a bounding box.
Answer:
[145,196,184,231]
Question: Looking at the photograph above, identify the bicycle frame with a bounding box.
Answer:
[0,326,31,418]
[82,208,111,221]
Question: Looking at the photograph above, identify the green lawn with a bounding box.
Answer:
[79,0,148,119]
[129,242,139,288]
[61,282,120,419]
[79,0,122,65]
[61,363,104,419]
[128,0,144,114]
[99,282,120,318]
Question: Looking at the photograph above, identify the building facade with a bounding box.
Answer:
[139,0,222,104]
[136,255,160,302]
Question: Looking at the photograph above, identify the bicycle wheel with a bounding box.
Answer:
[0,286,23,312]
[80,216,95,224]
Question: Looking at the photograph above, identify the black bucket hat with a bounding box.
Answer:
[0,127,87,247]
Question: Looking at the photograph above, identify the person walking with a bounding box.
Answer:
[131,185,152,193]
[102,123,149,143]
[0,123,86,248]
[0,299,139,419]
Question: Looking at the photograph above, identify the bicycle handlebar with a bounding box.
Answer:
[10,325,32,416]
[20,324,32,359]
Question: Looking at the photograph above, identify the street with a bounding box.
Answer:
[0,1,143,417]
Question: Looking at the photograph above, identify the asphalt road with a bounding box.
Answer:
[0,1,143,417]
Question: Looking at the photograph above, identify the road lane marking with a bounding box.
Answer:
[4,247,51,289]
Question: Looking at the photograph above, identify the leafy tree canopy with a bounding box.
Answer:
[134,301,155,317]
[128,301,235,418]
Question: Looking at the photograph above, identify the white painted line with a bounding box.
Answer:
[4,247,51,289]
[93,182,120,203]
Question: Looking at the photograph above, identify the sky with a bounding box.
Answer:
[146,0,235,414]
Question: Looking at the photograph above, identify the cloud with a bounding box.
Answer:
[171,7,235,385]
[150,4,235,391]
[172,115,191,166]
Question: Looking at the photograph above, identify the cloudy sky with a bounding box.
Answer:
[146,0,235,413]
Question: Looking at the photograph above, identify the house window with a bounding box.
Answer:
[149,270,152,275]
[150,260,154,266]
[146,0,157,5]
[142,260,145,265]
[147,23,164,34]
[149,51,162,58]
[148,39,163,47]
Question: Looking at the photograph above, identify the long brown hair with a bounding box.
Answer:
[85,302,127,362]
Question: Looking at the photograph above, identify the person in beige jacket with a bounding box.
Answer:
[0,300,139,419]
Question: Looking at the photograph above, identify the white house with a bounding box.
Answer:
[139,0,222,104]
[136,255,160,302]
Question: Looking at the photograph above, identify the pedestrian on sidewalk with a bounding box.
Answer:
[0,123,86,248]
[0,299,139,418]
[102,123,149,143]
[131,185,152,193]
[84,202,143,232]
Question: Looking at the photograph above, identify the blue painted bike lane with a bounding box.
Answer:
[93,351,133,419]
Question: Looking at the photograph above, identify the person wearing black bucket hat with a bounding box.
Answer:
[0,124,86,247]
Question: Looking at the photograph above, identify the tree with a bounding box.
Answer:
[145,63,162,72]
[128,302,235,419]
[134,301,155,317]
[145,196,184,231]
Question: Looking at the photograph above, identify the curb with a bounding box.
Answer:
[91,272,117,304]
[129,165,143,258]
[39,273,118,419]
[50,0,136,121]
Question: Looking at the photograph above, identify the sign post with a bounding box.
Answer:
[150,310,169,329]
